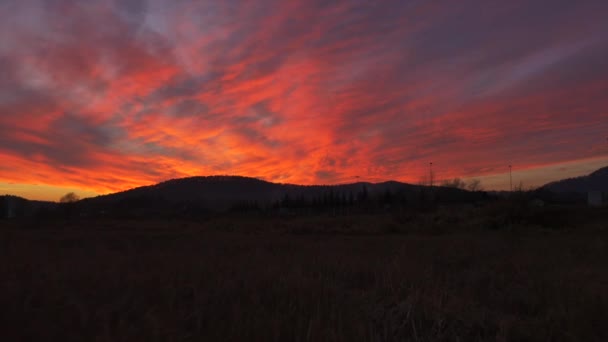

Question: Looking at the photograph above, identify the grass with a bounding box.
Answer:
[1,209,607,341]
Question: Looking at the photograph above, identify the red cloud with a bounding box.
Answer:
[1,0,607,200]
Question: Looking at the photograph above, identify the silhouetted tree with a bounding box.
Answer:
[60,192,80,203]
[58,192,80,219]
[467,179,483,191]
[358,185,369,202]
[441,178,466,189]
[281,193,291,208]
[382,189,394,204]
[348,192,355,206]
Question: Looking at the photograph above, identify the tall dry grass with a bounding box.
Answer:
[1,213,607,341]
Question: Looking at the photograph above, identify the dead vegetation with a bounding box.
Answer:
[1,208,607,341]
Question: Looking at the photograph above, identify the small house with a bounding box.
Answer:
[530,198,545,207]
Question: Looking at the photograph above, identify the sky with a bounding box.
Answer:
[1,0,607,201]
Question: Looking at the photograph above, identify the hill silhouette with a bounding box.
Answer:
[5,166,608,219]
[541,166,608,193]
[1,195,57,219]
[73,175,482,216]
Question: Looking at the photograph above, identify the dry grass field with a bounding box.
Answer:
[1,208,607,341]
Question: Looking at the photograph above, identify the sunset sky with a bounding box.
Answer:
[1,0,607,201]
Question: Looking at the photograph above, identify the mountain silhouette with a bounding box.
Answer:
[541,166,608,193]
[77,175,481,214]
[5,166,607,219]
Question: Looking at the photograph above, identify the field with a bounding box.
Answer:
[1,207,607,341]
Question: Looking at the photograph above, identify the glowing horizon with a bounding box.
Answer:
[3,155,608,202]
[1,0,607,202]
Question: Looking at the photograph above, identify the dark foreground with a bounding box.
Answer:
[1,211,607,341]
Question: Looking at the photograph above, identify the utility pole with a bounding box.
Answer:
[509,165,513,192]
[429,162,434,187]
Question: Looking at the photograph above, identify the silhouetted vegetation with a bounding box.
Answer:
[60,192,80,203]
[1,206,607,341]
[2,171,605,222]
[2,170,607,340]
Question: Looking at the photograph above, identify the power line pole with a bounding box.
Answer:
[429,162,434,187]
[509,165,513,192]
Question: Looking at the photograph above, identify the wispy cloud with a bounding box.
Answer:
[1,0,607,199]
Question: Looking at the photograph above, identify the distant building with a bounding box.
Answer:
[530,198,545,207]
[588,191,603,207]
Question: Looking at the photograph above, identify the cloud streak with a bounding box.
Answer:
[1,0,607,199]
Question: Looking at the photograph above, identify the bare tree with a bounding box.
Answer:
[513,181,526,193]
[467,179,483,191]
[60,192,80,203]
[441,178,466,189]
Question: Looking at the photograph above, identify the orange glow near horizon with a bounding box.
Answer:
[1,0,608,201]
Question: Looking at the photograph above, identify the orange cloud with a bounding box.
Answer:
[1,0,607,200]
